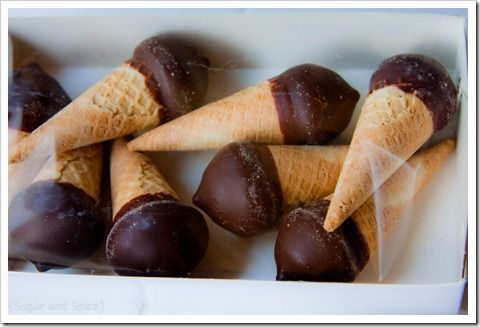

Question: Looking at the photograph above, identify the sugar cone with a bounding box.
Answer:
[9,64,163,164]
[110,137,178,219]
[9,129,31,202]
[32,143,103,201]
[8,128,28,182]
[9,128,28,148]
[324,86,434,232]
[9,143,104,272]
[267,145,348,207]
[352,138,455,253]
[128,81,284,152]
[193,142,349,237]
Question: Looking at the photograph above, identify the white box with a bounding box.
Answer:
[7,10,468,316]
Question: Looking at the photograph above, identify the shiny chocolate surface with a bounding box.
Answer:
[270,64,359,144]
[370,54,457,131]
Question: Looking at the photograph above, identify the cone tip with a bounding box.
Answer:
[126,138,140,152]
[323,217,338,233]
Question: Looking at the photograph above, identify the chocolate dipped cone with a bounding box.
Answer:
[275,138,455,282]
[269,145,348,206]
[324,54,458,232]
[9,36,209,164]
[353,138,456,253]
[128,64,359,152]
[8,63,72,202]
[106,138,208,277]
[9,143,105,272]
[193,142,348,237]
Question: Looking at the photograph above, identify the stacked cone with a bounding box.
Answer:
[323,54,458,232]
[275,138,455,282]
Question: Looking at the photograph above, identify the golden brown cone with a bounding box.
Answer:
[324,86,434,232]
[9,128,29,180]
[8,129,32,203]
[110,138,178,219]
[8,128,28,148]
[351,138,455,253]
[127,81,284,152]
[9,64,162,164]
[32,143,103,201]
[267,145,348,208]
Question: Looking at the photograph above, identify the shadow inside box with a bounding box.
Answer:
[8,258,27,271]
[189,218,278,280]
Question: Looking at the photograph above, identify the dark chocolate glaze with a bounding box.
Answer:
[275,199,369,282]
[128,36,210,123]
[8,63,71,133]
[193,142,283,237]
[114,192,177,222]
[269,64,359,144]
[369,54,457,131]
[106,195,209,277]
[8,181,105,271]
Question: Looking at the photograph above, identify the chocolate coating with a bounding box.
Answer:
[8,181,105,271]
[275,199,369,282]
[106,195,209,277]
[128,36,210,122]
[370,54,457,131]
[269,64,359,144]
[193,142,283,237]
[8,63,71,132]
[114,192,177,222]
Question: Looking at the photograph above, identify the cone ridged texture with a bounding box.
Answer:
[324,86,434,232]
[128,81,284,151]
[33,144,103,201]
[9,64,162,163]
[110,138,178,218]
[352,138,455,252]
[267,145,348,207]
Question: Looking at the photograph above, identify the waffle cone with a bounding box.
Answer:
[33,143,103,201]
[128,81,283,152]
[324,86,434,232]
[352,138,455,253]
[110,138,178,219]
[9,64,163,164]
[267,145,348,207]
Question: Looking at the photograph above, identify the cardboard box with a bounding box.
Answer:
[8,11,468,315]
